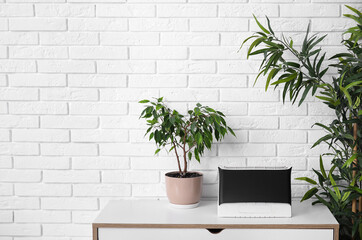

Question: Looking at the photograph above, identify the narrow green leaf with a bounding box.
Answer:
[253,14,270,35]
[319,156,327,179]
[139,100,150,103]
[295,177,317,185]
[301,187,318,202]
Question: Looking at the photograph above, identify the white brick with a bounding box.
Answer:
[160,89,218,101]
[250,18,310,32]
[129,75,187,88]
[190,47,242,60]
[71,129,128,142]
[10,19,66,31]
[131,47,187,60]
[100,116,145,129]
[158,61,215,74]
[0,211,12,222]
[72,211,98,224]
[14,157,70,169]
[73,184,131,196]
[41,116,98,129]
[0,170,41,182]
[280,116,334,129]
[100,32,159,46]
[192,102,247,116]
[0,88,38,100]
[0,33,37,45]
[221,89,279,102]
[219,4,279,17]
[69,18,127,31]
[130,102,188,116]
[100,89,158,101]
[100,143,155,156]
[190,18,248,31]
[131,157,179,170]
[308,102,334,116]
[13,129,69,142]
[42,198,98,210]
[249,102,307,116]
[36,4,95,17]
[40,88,98,101]
[41,143,98,156]
[38,60,95,73]
[132,184,165,197]
[157,4,217,17]
[15,210,71,223]
[68,74,127,88]
[43,224,90,237]
[102,171,159,183]
[228,116,279,129]
[0,60,36,73]
[0,224,41,236]
[0,75,6,86]
[10,46,67,59]
[0,157,12,169]
[15,184,71,196]
[249,130,307,143]
[189,75,247,88]
[43,170,99,183]
[278,144,329,157]
[280,4,340,17]
[0,197,39,210]
[98,60,155,73]
[0,5,33,17]
[161,33,219,46]
[129,19,188,31]
[218,60,259,73]
[9,74,66,87]
[9,102,67,115]
[70,46,128,59]
[70,102,127,115]
[40,32,98,45]
[97,4,155,17]
[0,184,13,196]
[0,19,7,31]
[0,130,10,142]
[0,143,39,156]
[247,157,307,170]
[72,157,129,169]
[220,32,251,46]
[0,116,38,128]
[219,143,276,156]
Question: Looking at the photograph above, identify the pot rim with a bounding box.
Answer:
[165,171,203,178]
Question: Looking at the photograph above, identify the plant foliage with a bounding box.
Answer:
[243,5,362,240]
[139,97,235,177]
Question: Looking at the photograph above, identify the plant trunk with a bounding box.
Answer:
[352,122,358,240]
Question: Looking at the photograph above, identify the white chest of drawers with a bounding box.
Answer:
[93,200,339,240]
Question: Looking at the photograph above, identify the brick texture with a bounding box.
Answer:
[0,1,359,239]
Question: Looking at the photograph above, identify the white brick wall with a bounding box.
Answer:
[0,0,360,238]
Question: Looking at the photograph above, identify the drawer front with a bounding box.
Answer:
[98,228,334,240]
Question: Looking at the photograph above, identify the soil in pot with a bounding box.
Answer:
[165,172,202,178]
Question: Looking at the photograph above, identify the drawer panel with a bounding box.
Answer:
[98,228,334,240]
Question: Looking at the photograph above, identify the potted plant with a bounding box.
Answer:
[242,6,361,239]
[139,97,235,208]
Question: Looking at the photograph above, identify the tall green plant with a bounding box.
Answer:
[243,5,362,240]
[139,97,235,176]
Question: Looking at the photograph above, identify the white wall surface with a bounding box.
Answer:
[0,0,360,238]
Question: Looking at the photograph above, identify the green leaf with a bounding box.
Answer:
[295,177,317,185]
[154,149,161,155]
[329,174,341,200]
[342,153,358,168]
[319,156,327,179]
[339,86,353,107]
[139,99,150,103]
[271,72,297,86]
[253,14,270,35]
[265,68,279,91]
[301,187,318,202]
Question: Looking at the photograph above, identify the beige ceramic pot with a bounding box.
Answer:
[165,171,203,208]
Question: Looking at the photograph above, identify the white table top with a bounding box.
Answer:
[93,200,338,228]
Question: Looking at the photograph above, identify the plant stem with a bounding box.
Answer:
[172,140,182,175]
